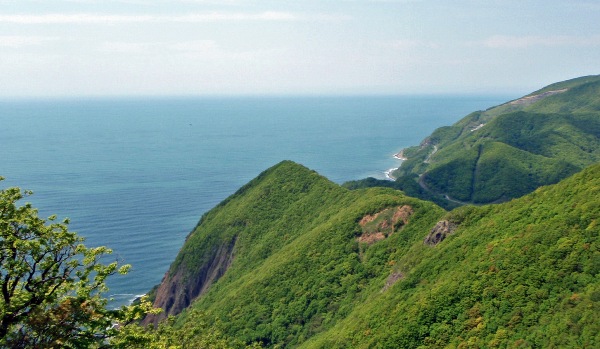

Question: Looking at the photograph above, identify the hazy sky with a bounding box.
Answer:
[1,0,599,97]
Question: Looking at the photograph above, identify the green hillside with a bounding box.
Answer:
[137,160,600,348]
[145,160,445,345]
[306,162,600,348]
[388,75,600,207]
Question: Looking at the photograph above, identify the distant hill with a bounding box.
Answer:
[383,75,600,207]
[143,160,600,348]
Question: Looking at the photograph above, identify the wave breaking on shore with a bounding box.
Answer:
[384,149,406,180]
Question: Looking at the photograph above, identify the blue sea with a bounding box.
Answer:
[0,95,510,306]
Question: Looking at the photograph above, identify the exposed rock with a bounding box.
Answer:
[142,237,237,326]
[378,220,389,230]
[359,212,379,226]
[394,149,407,160]
[357,205,414,245]
[382,271,404,292]
[424,220,457,246]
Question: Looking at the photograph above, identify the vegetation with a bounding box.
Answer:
[5,75,600,347]
[343,175,461,210]
[306,163,600,348]
[390,75,600,207]
[110,309,262,349]
[145,161,445,346]
[0,177,153,348]
[143,160,600,348]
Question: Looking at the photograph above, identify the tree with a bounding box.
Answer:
[0,177,153,348]
[109,309,264,349]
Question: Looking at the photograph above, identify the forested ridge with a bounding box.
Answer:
[139,160,600,348]
[384,75,600,208]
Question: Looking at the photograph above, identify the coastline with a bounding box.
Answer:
[384,167,398,180]
[385,149,407,180]
[109,293,147,308]
[393,149,407,161]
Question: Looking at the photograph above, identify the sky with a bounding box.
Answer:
[1,0,599,97]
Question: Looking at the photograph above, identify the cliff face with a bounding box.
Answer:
[143,236,236,325]
[140,76,600,347]
[423,219,457,246]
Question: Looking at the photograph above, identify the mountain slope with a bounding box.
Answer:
[304,162,600,348]
[145,160,445,344]
[146,160,600,348]
[145,161,351,324]
[389,75,600,207]
[145,161,444,330]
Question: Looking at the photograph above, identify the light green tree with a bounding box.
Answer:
[0,177,154,348]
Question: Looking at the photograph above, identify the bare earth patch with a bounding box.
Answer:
[357,205,414,245]
[357,232,386,244]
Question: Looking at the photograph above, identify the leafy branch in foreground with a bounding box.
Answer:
[0,177,155,348]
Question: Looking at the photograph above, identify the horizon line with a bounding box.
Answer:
[0,91,520,101]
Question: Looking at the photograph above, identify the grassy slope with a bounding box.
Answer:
[304,162,600,348]
[388,75,600,206]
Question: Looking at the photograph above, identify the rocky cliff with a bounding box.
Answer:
[143,236,236,325]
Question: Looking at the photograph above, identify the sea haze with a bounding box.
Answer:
[0,95,510,306]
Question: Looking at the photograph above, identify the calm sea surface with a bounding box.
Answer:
[0,95,510,305]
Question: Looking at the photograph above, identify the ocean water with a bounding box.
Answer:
[0,95,510,306]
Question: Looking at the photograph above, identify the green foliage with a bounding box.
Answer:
[149,161,445,347]
[170,161,347,281]
[304,162,600,348]
[391,75,600,205]
[140,75,600,346]
[0,177,153,348]
[111,309,262,349]
[529,74,600,96]
[343,176,459,210]
[422,144,480,202]
[144,160,600,348]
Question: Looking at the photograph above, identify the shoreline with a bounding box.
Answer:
[384,167,398,181]
[384,149,406,180]
[393,149,407,161]
[109,293,147,308]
